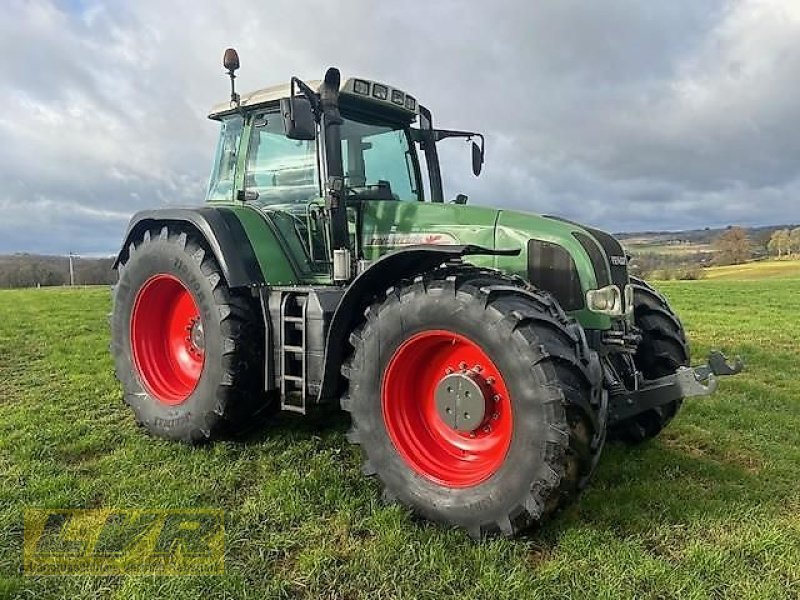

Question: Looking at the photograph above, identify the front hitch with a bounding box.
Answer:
[608,350,744,425]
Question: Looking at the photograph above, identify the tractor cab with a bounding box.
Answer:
[208,80,428,205]
[207,57,483,282]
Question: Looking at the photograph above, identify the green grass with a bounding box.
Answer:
[703,259,800,280]
[1,281,799,599]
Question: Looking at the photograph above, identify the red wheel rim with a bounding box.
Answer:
[382,330,513,488]
[130,274,204,405]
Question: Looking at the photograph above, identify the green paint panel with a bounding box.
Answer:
[360,200,498,261]
[223,204,299,285]
[495,210,611,330]
[358,200,613,329]
[219,199,616,329]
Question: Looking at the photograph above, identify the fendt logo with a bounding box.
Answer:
[23,509,224,575]
[610,255,628,266]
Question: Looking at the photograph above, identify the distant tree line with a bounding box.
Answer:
[767,228,800,257]
[0,255,116,289]
[627,252,710,281]
[630,224,800,280]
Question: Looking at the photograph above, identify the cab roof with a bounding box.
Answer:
[208,77,420,121]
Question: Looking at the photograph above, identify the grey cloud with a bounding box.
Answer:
[1,0,799,255]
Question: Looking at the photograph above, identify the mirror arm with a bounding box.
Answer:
[432,128,482,143]
[290,77,322,119]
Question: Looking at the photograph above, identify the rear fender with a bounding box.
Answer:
[113,207,264,288]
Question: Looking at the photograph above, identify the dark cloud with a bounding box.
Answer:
[1,0,799,254]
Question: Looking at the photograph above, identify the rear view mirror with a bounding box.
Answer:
[280,97,316,141]
[430,128,485,177]
[471,140,484,176]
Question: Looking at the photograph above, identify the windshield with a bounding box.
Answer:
[341,117,420,201]
[243,110,420,205]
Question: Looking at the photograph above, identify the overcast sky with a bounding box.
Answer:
[2,0,799,255]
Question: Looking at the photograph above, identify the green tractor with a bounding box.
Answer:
[110,49,742,538]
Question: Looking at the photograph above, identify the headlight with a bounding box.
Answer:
[586,285,624,316]
[372,84,388,100]
[353,79,370,95]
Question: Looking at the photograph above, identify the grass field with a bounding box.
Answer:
[1,278,799,599]
[703,259,800,280]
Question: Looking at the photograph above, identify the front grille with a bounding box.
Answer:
[527,239,584,311]
[573,232,611,288]
[581,226,629,291]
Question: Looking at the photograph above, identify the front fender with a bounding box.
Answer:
[318,244,519,401]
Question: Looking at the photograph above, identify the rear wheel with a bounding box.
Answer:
[341,267,606,538]
[111,225,275,443]
[611,276,690,443]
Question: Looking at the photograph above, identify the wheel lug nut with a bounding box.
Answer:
[492,412,499,420]
[483,425,491,433]
[469,431,476,438]
[493,394,500,402]
[486,376,495,385]
[445,367,453,375]
[459,361,467,370]
[473,365,482,372]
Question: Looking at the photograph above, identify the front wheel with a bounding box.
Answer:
[341,267,606,538]
[610,276,690,443]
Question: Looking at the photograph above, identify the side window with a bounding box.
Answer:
[206,115,243,201]
[245,112,319,205]
[363,130,416,201]
[340,119,419,201]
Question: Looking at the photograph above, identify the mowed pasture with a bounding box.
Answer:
[0,276,799,599]
[703,259,800,281]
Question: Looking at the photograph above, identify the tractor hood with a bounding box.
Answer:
[358,200,630,329]
[493,208,631,328]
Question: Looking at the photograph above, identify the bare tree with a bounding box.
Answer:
[790,228,800,257]
[714,226,751,266]
[768,230,784,257]
[768,229,791,258]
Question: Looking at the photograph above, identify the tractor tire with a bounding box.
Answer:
[110,225,275,443]
[341,266,606,538]
[611,276,690,443]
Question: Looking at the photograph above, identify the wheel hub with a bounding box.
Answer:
[381,330,513,488]
[434,371,489,432]
[187,318,205,354]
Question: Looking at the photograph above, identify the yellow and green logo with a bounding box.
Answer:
[23,508,224,575]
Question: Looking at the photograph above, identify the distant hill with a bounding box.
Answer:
[618,223,800,280]
[0,254,115,289]
[616,224,798,246]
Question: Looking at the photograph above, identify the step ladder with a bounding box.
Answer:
[280,292,308,414]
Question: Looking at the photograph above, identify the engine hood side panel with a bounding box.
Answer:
[494,210,614,330]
